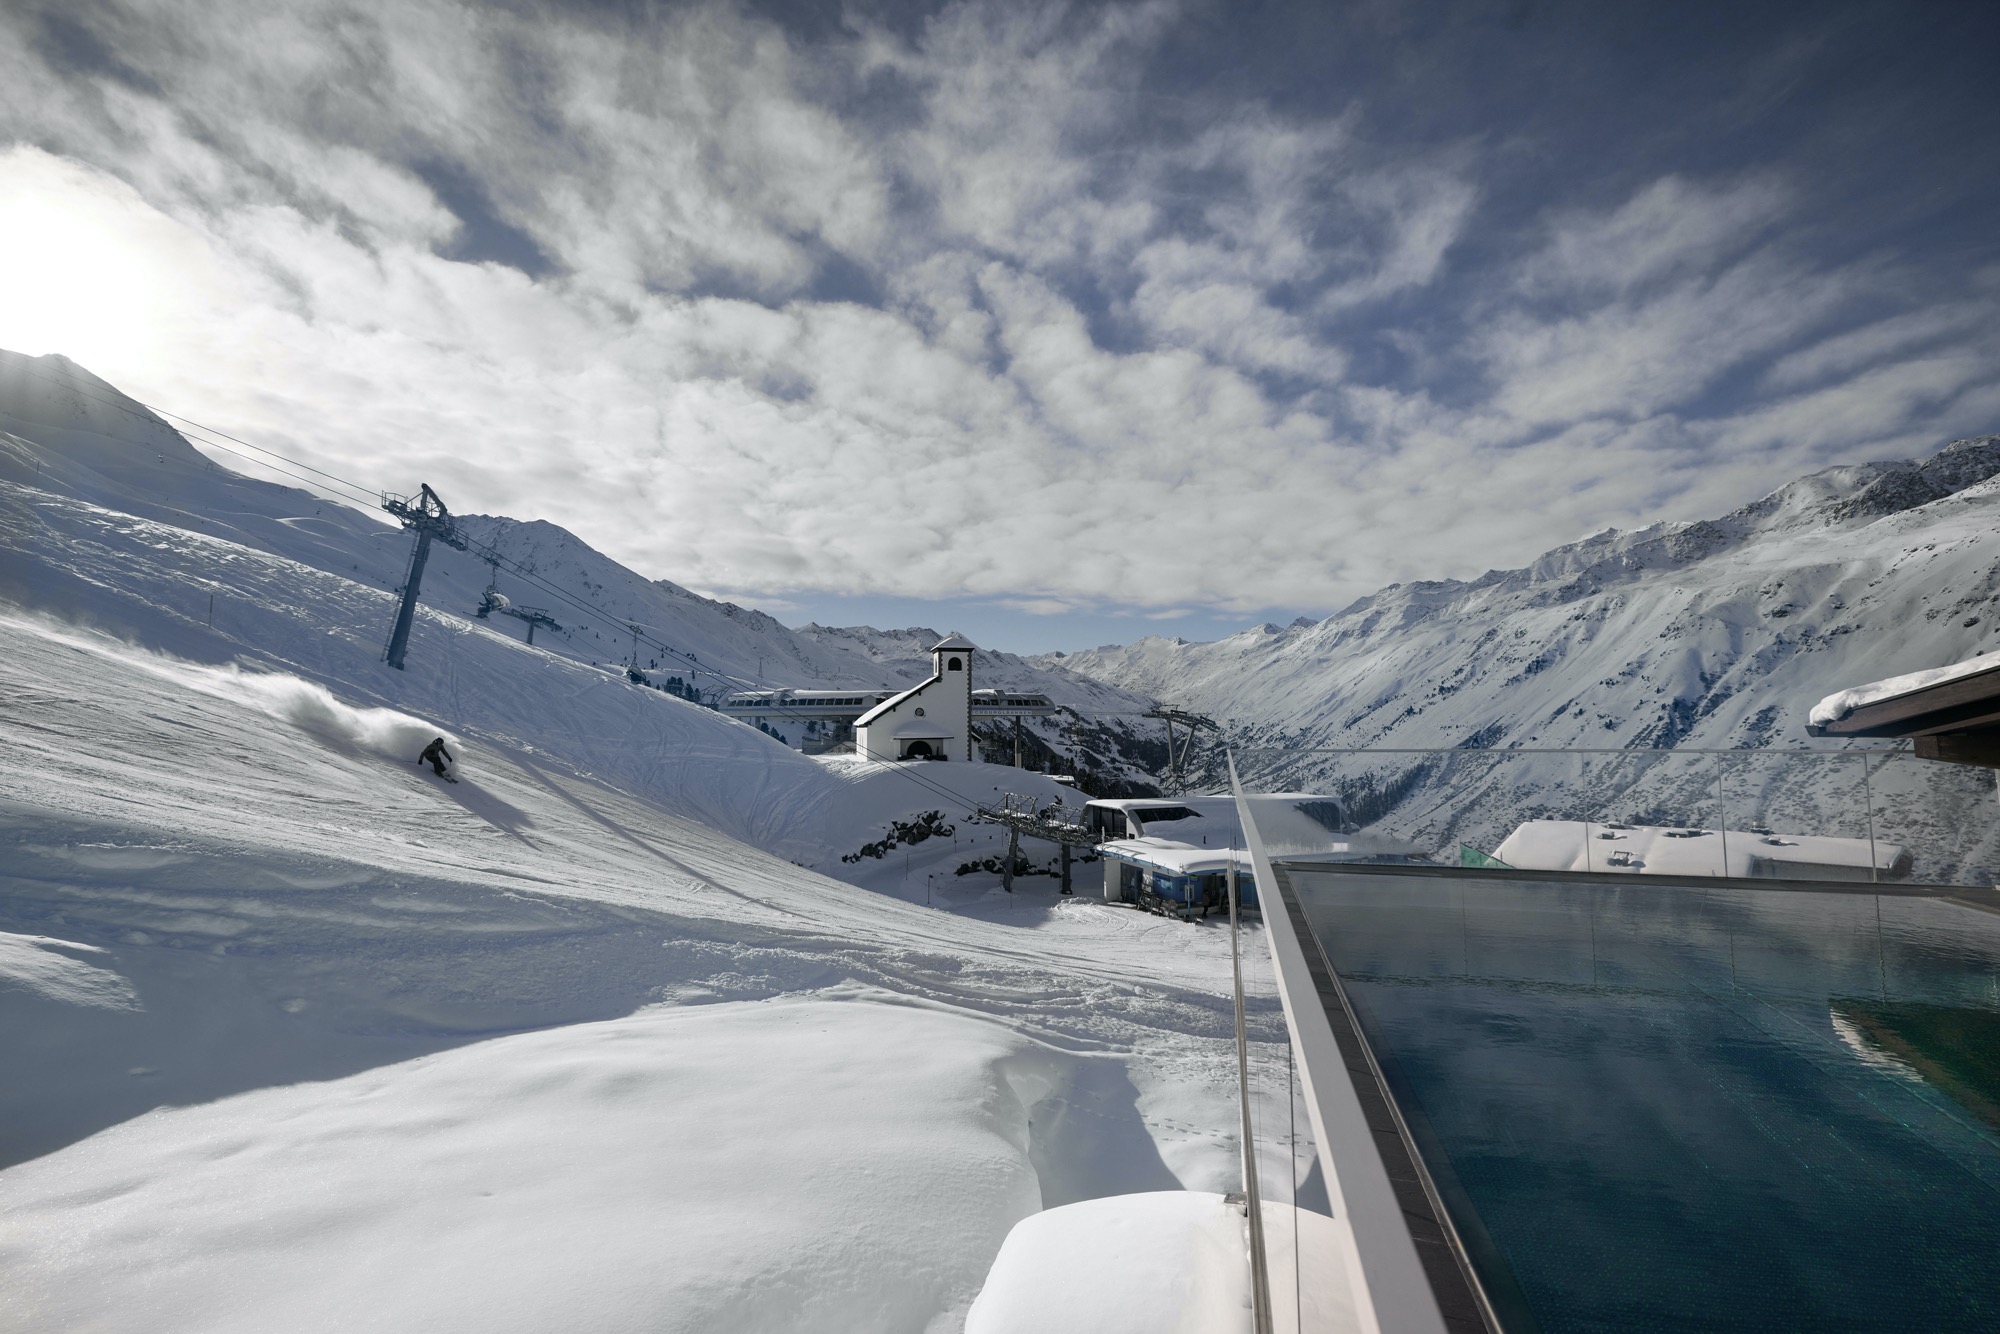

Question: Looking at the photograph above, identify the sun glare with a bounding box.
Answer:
[0,152,186,372]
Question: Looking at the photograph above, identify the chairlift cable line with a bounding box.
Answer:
[16,364,1144,807]
[15,377,381,508]
[13,362,760,687]
[11,364,384,506]
[24,362,1064,811]
[150,404,389,502]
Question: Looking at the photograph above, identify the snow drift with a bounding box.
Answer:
[0,933,139,1011]
[0,996,1047,1334]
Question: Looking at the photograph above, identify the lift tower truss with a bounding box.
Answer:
[973,793,1102,895]
[1144,706,1220,796]
[381,483,468,670]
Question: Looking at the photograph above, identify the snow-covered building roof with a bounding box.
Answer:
[931,631,977,652]
[1492,820,1910,881]
[1808,651,2000,734]
[1081,796,1238,845]
[1096,838,1252,877]
[1084,796,1230,814]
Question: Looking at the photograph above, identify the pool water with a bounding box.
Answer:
[1289,870,2000,1333]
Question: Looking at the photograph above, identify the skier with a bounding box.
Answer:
[418,736,456,783]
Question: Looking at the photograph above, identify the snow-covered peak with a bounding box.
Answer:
[1305,435,2000,625]
[0,350,192,460]
[1060,428,2000,773]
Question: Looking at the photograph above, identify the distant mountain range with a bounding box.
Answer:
[1045,430,2000,873]
[10,345,1999,840]
[1055,433,2000,756]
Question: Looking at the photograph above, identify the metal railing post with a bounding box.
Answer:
[1227,751,1275,1334]
[1715,751,1730,878]
[1861,753,1879,884]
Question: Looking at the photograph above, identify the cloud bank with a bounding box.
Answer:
[0,0,1995,637]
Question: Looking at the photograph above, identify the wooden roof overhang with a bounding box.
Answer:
[1809,660,2000,765]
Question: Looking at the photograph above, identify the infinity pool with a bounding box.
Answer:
[1285,868,2000,1333]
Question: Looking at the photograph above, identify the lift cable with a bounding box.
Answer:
[149,404,388,505]
[18,364,1220,720]
[10,363,383,508]
[15,364,1167,807]
[13,362,769,689]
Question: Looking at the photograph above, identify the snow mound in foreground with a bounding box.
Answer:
[0,995,1040,1334]
[0,933,139,1011]
[967,1192,1248,1334]
[965,1191,1359,1334]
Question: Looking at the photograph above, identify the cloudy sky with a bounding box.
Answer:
[2,0,1997,651]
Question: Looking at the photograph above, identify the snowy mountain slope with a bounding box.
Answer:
[0,348,1165,782]
[0,481,829,852]
[1,469,1128,891]
[0,345,1135,895]
[1058,434,2000,757]
[0,609,1267,1331]
[0,396,1278,1326]
[0,343,877,690]
[1049,434,2000,873]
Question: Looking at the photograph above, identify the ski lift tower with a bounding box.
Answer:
[507,605,562,645]
[380,483,468,670]
[975,793,1102,895]
[474,571,563,646]
[1145,706,1219,796]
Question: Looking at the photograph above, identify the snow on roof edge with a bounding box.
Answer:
[1809,649,2000,728]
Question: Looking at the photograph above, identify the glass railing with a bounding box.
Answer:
[1236,884,1327,1334]
[1229,745,2000,887]
[1229,746,2000,1333]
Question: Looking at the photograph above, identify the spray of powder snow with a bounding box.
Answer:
[7,614,455,768]
[187,666,455,766]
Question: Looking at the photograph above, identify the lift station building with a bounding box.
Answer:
[718,634,1057,759]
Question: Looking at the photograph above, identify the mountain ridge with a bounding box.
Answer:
[1051,431,2000,769]
[0,349,1164,789]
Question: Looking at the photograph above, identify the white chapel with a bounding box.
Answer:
[854,633,977,762]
